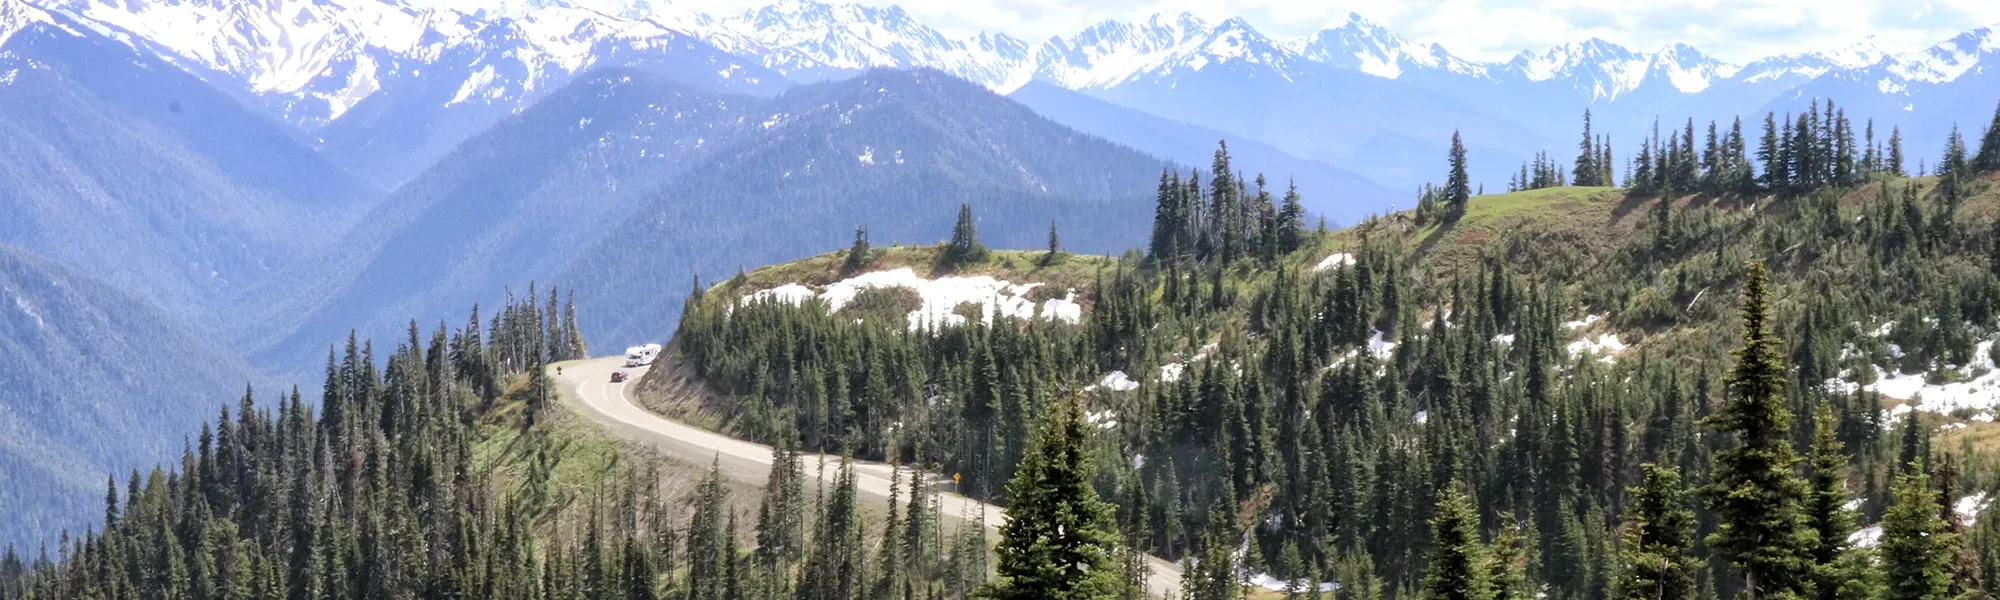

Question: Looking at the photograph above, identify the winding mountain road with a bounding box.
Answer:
[553,356,1183,595]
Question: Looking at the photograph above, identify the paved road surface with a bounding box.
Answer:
[555,356,1182,596]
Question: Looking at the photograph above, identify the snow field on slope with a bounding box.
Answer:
[739,268,1081,331]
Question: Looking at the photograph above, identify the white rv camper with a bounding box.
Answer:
[624,343,662,367]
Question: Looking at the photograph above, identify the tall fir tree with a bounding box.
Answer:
[1576,110,1601,187]
[985,396,1120,600]
[1278,181,1307,255]
[945,203,988,267]
[842,227,872,275]
[1420,481,1491,600]
[1804,404,1871,600]
[1618,465,1699,600]
[1447,131,1472,218]
[1880,467,1954,600]
[1889,126,1906,176]
[1700,261,1814,599]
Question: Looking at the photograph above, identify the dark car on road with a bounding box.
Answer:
[611,371,628,383]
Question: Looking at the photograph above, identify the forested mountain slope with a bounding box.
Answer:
[0,244,255,552]
[557,68,1171,345]
[0,12,381,327]
[246,67,1171,377]
[231,67,748,371]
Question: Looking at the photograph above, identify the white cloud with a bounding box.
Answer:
[421,0,2000,64]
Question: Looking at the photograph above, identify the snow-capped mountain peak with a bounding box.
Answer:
[1646,42,1740,94]
[1031,12,1219,89]
[714,0,990,83]
[1884,25,2000,84]
[1736,37,1890,84]
[1506,37,1656,99]
[1821,36,1891,70]
[38,0,495,100]
[1287,12,1484,80]
[1,0,42,47]
[1183,16,1292,69]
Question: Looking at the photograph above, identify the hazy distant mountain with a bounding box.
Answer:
[0,243,255,551]
[1008,81,1395,224]
[0,5,380,327]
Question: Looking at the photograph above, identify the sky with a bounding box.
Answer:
[515,0,2000,64]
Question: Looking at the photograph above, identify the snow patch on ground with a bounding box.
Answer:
[1850,526,1882,547]
[1091,371,1139,392]
[1158,343,1216,382]
[1567,333,1626,362]
[1312,253,1356,272]
[1563,314,1604,329]
[1848,340,2000,417]
[1236,536,1339,592]
[1367,329,1396,360]
[1853,492,1990,548]
[1962,492,1990,526]
[1244,572,1338,593]
[742,268,1080,330]
[1041,291,1083,323]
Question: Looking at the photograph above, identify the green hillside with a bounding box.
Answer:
[659,142,2000,599]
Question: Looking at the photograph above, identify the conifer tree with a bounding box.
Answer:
[1576,110,1601,187]
[1149,171,1183,263]
[1420,481,1491,600]
[1700,261,1813,599]
[1618,465,1697,600]
[755,439,805,571]
[987,397,1120,600]
[945,204,987,267]
[1488,515,1529,600]
[1880,467,1954,600]
[1278,181,1307,255]
[686,460,730,600]
[1939,126,1971,202]
[1045,220,1062,264]
[1977,100,2000,172]
[1759,112,1781,191]
[797,460,862,600]
[1447,131,1472,219]
[842,227,871,275]
[623,534,658,600]
[1804,405,1871,600]
[1889,126,1906,176]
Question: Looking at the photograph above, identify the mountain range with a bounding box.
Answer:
[19,0,2000,213]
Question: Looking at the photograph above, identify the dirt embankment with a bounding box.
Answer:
[628,339,737,434]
